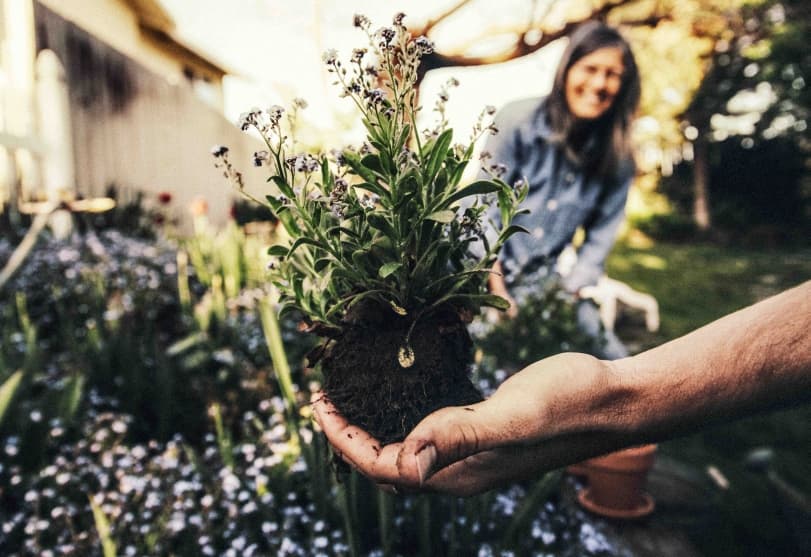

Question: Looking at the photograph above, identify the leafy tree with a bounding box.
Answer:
[680,0,810,231]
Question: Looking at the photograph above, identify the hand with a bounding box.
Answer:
[488,261,518,319]
[312,353,621,496]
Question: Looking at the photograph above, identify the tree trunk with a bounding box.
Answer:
[692,138,711,231]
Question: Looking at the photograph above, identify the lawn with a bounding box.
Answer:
[607,239,811,557]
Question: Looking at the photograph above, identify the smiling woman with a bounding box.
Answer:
[564,47,625,120]
[483,21,641,361]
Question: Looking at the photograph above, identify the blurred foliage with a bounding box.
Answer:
[659,134,809,242]
[475,278,600,373]
[229,198,278,227]
[0,216,630,557]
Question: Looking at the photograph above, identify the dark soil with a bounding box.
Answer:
[320,304,483,444]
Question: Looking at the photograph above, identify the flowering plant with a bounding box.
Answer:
[215,13,526,340]
[214,14,528,443]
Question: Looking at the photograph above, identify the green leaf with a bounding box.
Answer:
[320,155,331,188]
[89,496,117,557]
[367,214,397,238]
[59,374,84,421]
[425,129,453,183]
[314,257,332,272]
[441,180,501,209]
[355,181,390,202]
[266,196,300,235]
[326,226,359,239]
[442,293,512,310]
[267,245,289,257]
[343,150,380,185]
[269,175,294,199]
[362,117,383,144]
[361,154,384,176]
[0,371,23,426]
[289,236,326,256]
[395,124,412,152]
[351,250,369,270]
[425,210,456,223]
[379,262,402,278]
[498,224,530,243]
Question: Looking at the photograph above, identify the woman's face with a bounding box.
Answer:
[565,46,625,121]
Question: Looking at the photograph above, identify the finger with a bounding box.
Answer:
[311,392,403,484]
[424,445,550,496]
[422,430,632,496]
[394,403,499,487]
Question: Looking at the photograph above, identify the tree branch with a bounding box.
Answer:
[414,0,669,80]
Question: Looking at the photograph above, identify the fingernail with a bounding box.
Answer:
[414,444,437,485]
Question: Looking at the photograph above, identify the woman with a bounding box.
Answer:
[483,21,641,359]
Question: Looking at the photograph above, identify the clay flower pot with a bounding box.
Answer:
[569,444,657,519]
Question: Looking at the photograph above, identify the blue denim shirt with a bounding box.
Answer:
[480,97,633,293]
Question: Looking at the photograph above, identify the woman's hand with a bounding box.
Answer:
[488,261,518,319]
[312,353,621,496]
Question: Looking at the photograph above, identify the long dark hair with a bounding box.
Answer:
[545,21,640,180]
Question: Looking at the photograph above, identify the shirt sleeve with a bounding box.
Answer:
[563,167,633,292]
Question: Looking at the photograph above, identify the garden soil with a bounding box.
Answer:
[319,303,483,445]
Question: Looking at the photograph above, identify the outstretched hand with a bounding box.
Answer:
[312,353,619,496]
[313,282,811,496]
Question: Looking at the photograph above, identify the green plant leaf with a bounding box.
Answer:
[439,293,512,310]
[59,374,84,421]
[439,180,501,209]
[355,181,390,202]
[269,175,294,199]
[343,150,380,185]
[498,224,530,243]
[367,214,397,238]
[89,496,117,557]
[425,210,456,223]
[289,236,326,256]
[361,154,384,176]
[326,226,360,239]
[267,244,289,257]
[0,370,23,426]
[425,129,453,183]
[379,262,402,278]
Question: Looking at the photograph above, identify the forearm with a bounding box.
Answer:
[613,281,811,440]
[487,282,811,458]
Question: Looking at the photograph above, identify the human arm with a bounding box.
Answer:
[562,171,631,293]
[313,281,811,496]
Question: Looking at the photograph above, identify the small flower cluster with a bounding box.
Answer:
[214,13,526,332]
[0,405,350,556]
[212,145,244,190]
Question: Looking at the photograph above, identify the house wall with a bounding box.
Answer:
[33,2,265,230]
[36,0,223,97]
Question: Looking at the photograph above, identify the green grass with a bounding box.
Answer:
[607,241,811,340]
[607,239,811,557]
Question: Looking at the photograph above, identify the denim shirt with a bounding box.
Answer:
[480,97,633,293]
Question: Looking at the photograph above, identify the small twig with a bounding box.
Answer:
[0,202,58,292]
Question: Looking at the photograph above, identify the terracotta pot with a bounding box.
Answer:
[570,444,657,519]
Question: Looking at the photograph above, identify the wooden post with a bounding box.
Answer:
[36,49,75,237]
[2,0,40,200]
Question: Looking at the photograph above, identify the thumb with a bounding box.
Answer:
[396,402,498,486]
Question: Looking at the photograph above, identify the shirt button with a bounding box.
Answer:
[565,172,575,183]
[533,227,545,239]
[546,199,558,211]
